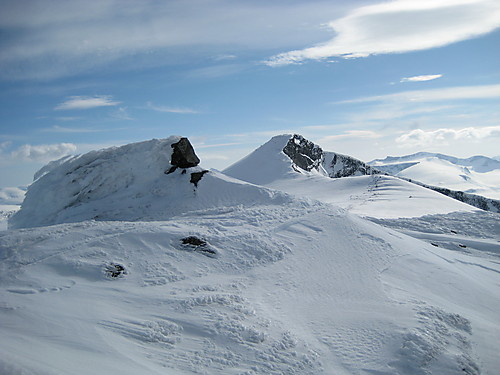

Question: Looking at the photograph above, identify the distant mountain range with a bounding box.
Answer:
[369,152,500,200]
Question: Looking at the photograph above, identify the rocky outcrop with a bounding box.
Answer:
[325,152,381,178]
[282,134,324,172]
[170,138,200,168]
[190,170,209,187]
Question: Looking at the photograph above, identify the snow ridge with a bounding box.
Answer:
[9,137,296,229]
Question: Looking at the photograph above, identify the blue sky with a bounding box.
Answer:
[1,0,499,188]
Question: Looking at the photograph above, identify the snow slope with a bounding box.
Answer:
[370,153,500,200]
[1,136,499,375]
[224,135,476,219]
[1,203,499,374]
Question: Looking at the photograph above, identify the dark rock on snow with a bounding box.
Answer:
[190,170,209,187]
[326,153,381,178]
[171,138,200,168]
[181,236,217,256]
[282,134,324,172]
[104,263,127,278]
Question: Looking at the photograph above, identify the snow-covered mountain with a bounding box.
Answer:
[224,134,479,218]
[224,134,380,186]
[369,152,500,200]
[9,137,292,229]
[1,136,499,375]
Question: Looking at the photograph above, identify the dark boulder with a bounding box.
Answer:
[170,138,200,168]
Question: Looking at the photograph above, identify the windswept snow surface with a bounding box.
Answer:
[1,136,499,374]
[9,137,293,229]
[1,203,499,374]
[370,153,500,200]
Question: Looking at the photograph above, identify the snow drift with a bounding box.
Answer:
[2,197,499,374]
[9,137,293,229]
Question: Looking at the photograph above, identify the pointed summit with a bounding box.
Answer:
[224,134,380,185]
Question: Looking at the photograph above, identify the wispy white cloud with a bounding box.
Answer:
[147,102,198,114]
[266,0,500,66]
[339,84,500,104]
[319,130,381,142]
[396,125,500,147]
[55,95,120,110]
[0,0,350,80]
[400,74,443,82]
[111,107,134,120]
[9,143,77,162]
[55,116,80,121]
[42,125,99,133]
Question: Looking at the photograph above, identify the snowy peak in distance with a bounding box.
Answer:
[9,137,295,229]
[223,134,380,185]
[370,152,500,173]
[369,152,500,200]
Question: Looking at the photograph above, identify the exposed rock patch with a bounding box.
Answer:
[104,263,127,278]
[181,236,217,256]
[170,138,200,169]
[326,153,381,178]
[282,134,324,172]
[190,170,209,187]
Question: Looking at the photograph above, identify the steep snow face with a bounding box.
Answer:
[223,134,301,185]
[9,137,294,229]
[370,153,500,200]
[1,203,499,374]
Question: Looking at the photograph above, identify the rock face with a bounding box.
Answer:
[325,153,381,178]
[282,134,324,172]
[171,138,200,168]
[281,134,380,178]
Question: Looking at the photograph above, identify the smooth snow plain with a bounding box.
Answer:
[1,136,499,375]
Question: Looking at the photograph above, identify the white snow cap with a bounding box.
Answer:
[9,137,294,229]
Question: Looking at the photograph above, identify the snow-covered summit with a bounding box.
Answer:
[9,137,294,229]
[224,134,479,218]
[224,134,379,185]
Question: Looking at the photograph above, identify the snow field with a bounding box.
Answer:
[1,201,499,374]
[2,135,499,374]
